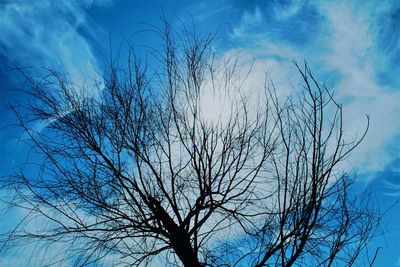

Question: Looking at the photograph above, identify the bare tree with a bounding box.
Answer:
[1,24,380,267]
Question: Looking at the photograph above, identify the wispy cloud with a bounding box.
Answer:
[225,0,400,176]
[0,2,116,263]
[0,1,112,90]
[272,0,305,20]
[316,0,400,174]
[231,6,263,38]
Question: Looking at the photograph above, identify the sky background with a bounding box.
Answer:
[0,0,399,266]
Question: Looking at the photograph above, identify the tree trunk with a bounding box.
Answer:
[148,196,202,267]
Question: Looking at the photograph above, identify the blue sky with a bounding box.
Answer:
[0,0,399,266]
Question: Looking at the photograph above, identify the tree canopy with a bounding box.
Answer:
[1,24,380,267]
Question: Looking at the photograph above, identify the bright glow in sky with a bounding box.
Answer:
[0,0,399,266]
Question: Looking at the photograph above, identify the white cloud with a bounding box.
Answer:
[227,0,400,176]
[232,6,263,38]
[273,0,305,20]
[0,0,108,93]
[0,1,116,263]
[317,1,400,175]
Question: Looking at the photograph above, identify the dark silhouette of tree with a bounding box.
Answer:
[1,24,380,266]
